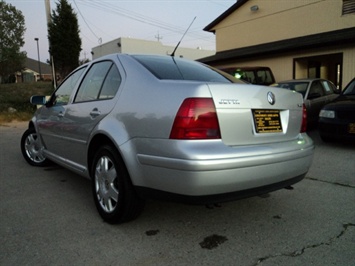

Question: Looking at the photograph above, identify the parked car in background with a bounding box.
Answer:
[271,78,338,126]
[220,66,275,85]
[21,54,314,224]
[318,78,355,143]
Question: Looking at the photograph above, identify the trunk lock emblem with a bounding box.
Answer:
[267,92,275,105]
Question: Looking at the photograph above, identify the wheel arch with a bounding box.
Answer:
[28,120,35,129]
[87,134,127,177]
[89,135,145,223]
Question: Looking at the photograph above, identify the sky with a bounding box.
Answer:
[6,0,236,63]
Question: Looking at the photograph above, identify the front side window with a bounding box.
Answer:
[52,67,87,106]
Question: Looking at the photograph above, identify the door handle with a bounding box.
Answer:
[90,108,101,118]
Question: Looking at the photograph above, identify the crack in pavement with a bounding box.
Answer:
[306,176,355,189]
[253,223,355,266]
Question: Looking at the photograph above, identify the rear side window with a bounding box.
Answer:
[133,55,231,83]
[99,65,121,99]
[75,61,121,102]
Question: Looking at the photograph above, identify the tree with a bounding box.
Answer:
[0,1,27,83]
[48,0,81,79]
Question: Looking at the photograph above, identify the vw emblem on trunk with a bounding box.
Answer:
[267,91,275,105]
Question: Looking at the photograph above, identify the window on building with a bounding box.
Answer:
[342,0,355,15]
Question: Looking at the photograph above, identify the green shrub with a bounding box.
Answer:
[0,82,54,122]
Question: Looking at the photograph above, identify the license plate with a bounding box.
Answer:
[348,123,355,134]
[253,109,283,133]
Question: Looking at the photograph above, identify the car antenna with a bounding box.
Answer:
[171,16,196,57]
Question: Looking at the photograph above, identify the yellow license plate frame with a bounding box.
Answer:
[253,109,283,133]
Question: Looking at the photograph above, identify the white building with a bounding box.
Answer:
[91,37,215,60]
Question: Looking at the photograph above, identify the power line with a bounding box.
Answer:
[72,0,101,42]
[73,0,214,43]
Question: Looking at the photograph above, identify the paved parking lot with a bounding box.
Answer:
[1,122,354,266]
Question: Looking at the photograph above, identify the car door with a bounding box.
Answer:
[57,61,122,168]
[37,67,87,158]
[306,80,327,124]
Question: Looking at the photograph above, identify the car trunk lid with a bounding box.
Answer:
[208,83,304,146]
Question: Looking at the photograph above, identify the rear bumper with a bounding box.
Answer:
[129,134,314,200]
[136,173,306,205]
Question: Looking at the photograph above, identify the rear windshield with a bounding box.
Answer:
[132,55,235,83]
[221,68,274,85]
[277,82,308,97]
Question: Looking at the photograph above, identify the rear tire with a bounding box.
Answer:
[21,127,49,167]
[91,145,145,224]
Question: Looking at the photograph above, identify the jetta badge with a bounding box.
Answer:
[267,91,276,105]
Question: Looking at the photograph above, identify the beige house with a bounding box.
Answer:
[16,58,53,83]
[200,0,355,89]
[91,37,215,61]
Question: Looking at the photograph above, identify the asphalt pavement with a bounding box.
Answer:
[0,122,354,266]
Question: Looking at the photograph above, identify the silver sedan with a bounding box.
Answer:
[21,54,314,224]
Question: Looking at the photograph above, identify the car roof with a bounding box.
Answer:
[93,53,190,61]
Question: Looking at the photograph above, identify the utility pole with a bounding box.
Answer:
[44,0,57,89]
[155,32,163,42]
[34,38,42,81]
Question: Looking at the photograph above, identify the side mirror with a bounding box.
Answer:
[30,95,47,105]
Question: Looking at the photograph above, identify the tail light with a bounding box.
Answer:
[170,98,221,139]
[301,104,307,133]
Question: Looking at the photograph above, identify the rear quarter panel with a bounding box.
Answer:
[110,56,215,141]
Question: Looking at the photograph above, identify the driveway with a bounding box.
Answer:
[0,122,354,266]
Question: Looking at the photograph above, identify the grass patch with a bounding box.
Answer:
[0,82,54,123]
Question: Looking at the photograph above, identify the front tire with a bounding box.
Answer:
[91,145,145,224]
[21,127,49,167]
